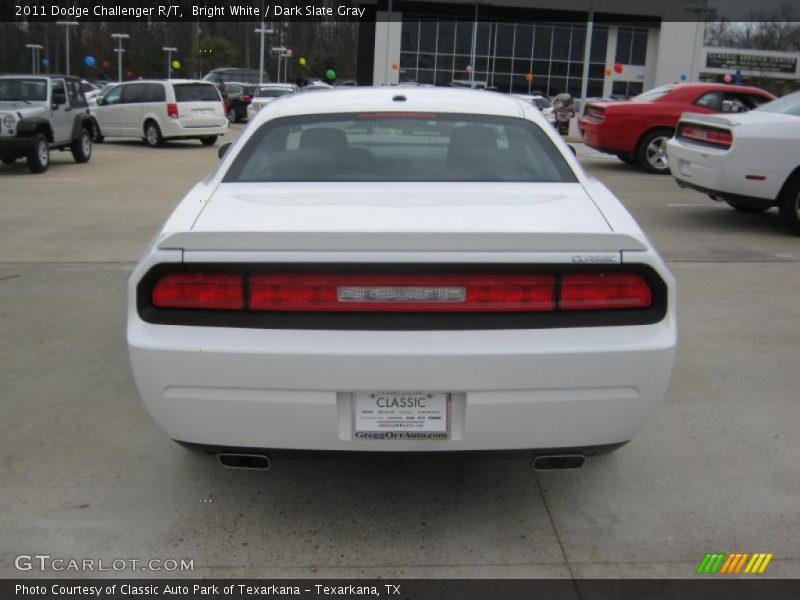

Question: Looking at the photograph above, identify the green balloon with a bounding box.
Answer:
[325,69,336,81]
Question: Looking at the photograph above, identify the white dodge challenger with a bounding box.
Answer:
[128,87,676,470]
[667,91,800,234]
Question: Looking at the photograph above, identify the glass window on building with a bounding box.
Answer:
[615,28,648,66]
[398,18,610,97]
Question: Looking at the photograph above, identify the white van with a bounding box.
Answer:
[91,80,228,147]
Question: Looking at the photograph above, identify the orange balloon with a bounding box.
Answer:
[605,68,612,76]
[525,73,533,82]
[391,63,398,70]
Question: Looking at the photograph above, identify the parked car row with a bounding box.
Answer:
[578,83,775,173]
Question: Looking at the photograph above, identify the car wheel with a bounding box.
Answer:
[636,129,673,174]
[778,174,800,234]
[70,128,93,163]
[26,133,50,174]
[226,110,236,124]
[725,200,770,214]
[144,121,165,148]
[200,136,218,146]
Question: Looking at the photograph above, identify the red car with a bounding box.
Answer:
[579,83,775,173]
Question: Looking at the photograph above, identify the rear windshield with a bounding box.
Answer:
[755,92,800,116]
[173,84,220,103]
[257,87,294,98]
[632,85,675,102]
[224,113,576,183]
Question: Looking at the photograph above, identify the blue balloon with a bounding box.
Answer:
[84,56,96,67]
[679,72,687,81]
[41,58,50,67]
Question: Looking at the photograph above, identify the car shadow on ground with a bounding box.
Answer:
[662,204,795,239]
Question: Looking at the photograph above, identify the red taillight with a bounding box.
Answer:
[151,273,243,310]
[149,272,654,313]
[166,103,179,119]
[559,274,652,311]
[584,106,605,121]
[240,95,252,103]
[248,274,556,312]
[678,124,732,148]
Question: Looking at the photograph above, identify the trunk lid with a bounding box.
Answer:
[159,182,646,253]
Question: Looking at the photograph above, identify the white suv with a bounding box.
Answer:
[91,80,228,147]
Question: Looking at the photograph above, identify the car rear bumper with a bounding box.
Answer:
[161,120,228,138]
[578,119,630,154]
[667,138,779,203]
[128,319,676,452]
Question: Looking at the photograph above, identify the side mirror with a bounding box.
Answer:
[52,90,67,106]
[218,143,232,159]
[95,96,105,106]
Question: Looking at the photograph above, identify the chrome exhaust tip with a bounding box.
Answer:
[532,454,585,471]
[217,453,271,470]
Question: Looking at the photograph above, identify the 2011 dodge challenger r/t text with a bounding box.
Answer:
[127,87,676,470]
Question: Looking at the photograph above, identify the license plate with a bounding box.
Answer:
[194,109,213,117]
[353,392,449,440]
[679,161,692,177]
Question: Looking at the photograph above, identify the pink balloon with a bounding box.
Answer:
[465,65,473,73]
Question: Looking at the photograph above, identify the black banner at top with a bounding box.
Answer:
[2,0,799,23]
[3,1,372,23]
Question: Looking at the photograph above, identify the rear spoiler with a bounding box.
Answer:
[679,112,740,127]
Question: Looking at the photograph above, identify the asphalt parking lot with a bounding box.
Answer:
[1,127,798,579]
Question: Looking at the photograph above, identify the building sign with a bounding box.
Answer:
[706,52,797,74]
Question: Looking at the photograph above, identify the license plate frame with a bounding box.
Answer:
[352,391,450,440]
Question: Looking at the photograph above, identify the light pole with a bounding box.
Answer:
[162,46,177,79]
[580,0,594,103]
[56,21,79,76]
[111,33,130,82]
[25,44,44,74]
[254,24,274,84]
[271,46,286,83]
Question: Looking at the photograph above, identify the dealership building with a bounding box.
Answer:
[355,0,800,97]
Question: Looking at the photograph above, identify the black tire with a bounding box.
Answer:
[636,128,673,174]
[725,200,770,214]
[226,110,236,124]
[26,133,50,173]
[70,128,92,163]
[1,156,16,165]
[200,136,218,146]
[143,120,165,148]
[778,173,800,234]
[91,119,104,143]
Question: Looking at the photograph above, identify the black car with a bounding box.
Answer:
[220,82,256,123]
